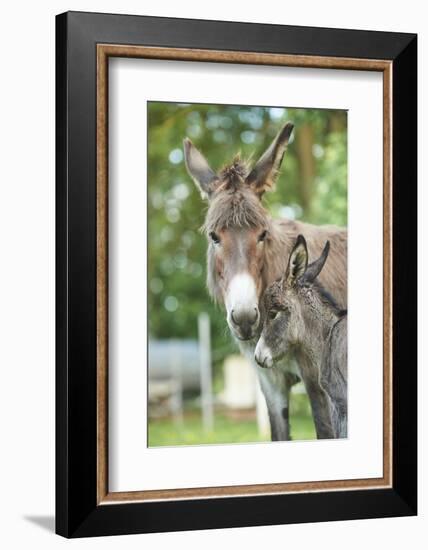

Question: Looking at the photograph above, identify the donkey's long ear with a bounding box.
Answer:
[284,234,308,286]
[183,138,219,200]
[304,241,330,283]
[246,122,294,197]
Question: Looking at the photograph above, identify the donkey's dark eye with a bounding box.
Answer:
[209,231,221,244]
[258,230,268,243]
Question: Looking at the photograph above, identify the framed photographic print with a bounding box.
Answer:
[56,11,417,538]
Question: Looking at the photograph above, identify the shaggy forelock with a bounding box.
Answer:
[200,156,270,234]
[202,185,269,234]
[218,156,249,188]
[264,280,284,310]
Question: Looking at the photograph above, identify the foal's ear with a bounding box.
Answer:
[304,240,330,283]
[284,235,308,286]
[246,122,294,198]
[183,138,219,200]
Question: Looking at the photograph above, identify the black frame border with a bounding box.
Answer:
[56,11,417,538]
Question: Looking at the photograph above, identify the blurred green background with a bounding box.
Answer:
[147,102,347,446]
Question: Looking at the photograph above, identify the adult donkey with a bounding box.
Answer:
[183,122,347,440]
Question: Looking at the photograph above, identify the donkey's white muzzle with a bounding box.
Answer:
[225,273,260,340]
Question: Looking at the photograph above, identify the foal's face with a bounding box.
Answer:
[208,224,269,341]
[254,282,304,368]
[254,235,331,368]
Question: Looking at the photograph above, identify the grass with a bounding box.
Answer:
[148,393,316,447]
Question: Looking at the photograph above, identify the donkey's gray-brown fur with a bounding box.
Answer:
[183,122,347,441]
[321,315,347,438]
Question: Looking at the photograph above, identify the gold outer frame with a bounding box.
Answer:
[96,45,392,505]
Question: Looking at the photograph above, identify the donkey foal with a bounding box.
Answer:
[255,235,348,439]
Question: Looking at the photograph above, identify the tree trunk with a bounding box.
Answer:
[295,123,315,216]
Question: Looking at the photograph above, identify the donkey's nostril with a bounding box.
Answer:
[231,307,259,328]
[255,353,264,367]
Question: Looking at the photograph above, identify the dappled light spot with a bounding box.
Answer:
[240,130,256,144]
[206,113,223,129]
[278,205,296,220]
[164,295,179,312]
[187,123,202,138]
[174,252,188,269]
[160,226,173,243]
[313,143,324,159]
[238,109,263,129]
[291,203,303,218]
[169,148,184,164]
[150,191,164,209]
[161,257,175,275]
[166,207,180,223]
[213,129,227,143]
[219,116,233,129]
[150,278,164,294]
[269,107,286,120]
[181,230,195,248]
[190,263,203,278]
[173,182,190,200]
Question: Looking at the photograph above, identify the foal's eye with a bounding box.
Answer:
[209,231,221,245]
[269,310,279,320]
[258,230,268,243]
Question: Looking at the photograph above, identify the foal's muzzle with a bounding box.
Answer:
[254,338,274,368]
[254,352,274,369]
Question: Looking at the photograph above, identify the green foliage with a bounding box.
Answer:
[147,102,347,363]
[311,132,348,226]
